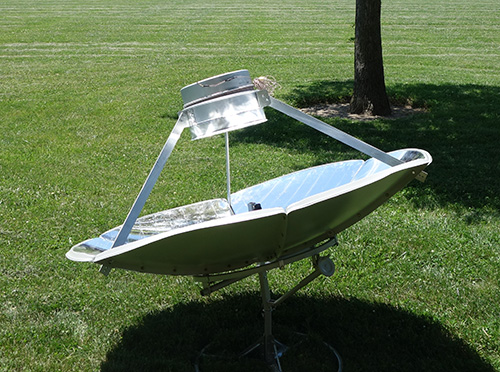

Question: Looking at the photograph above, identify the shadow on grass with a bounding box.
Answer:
[100,292,494,372]
[232,81,500,213]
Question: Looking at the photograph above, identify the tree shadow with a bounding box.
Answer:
[231,80,500,213]
[100,292,494,372]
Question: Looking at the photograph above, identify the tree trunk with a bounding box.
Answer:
[350,0,391,116]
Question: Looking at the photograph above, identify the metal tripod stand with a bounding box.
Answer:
[195,239,341,371]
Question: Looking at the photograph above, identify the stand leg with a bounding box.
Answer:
[259,271,278,366]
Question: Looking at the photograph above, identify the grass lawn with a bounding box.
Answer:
[1,0,499,370]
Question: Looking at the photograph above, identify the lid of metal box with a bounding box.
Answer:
[180,69,254,108]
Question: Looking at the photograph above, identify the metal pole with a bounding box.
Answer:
[225,132,232,206]
[258,271,276,366]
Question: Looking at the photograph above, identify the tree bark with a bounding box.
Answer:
[350,0,391,116]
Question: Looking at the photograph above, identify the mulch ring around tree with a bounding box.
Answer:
[300,103,426,121]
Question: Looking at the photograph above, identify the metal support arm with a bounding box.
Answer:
[269,97,427,182]
[269,97,403,167]
[99,115,187,275]
[196,238,338,296]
